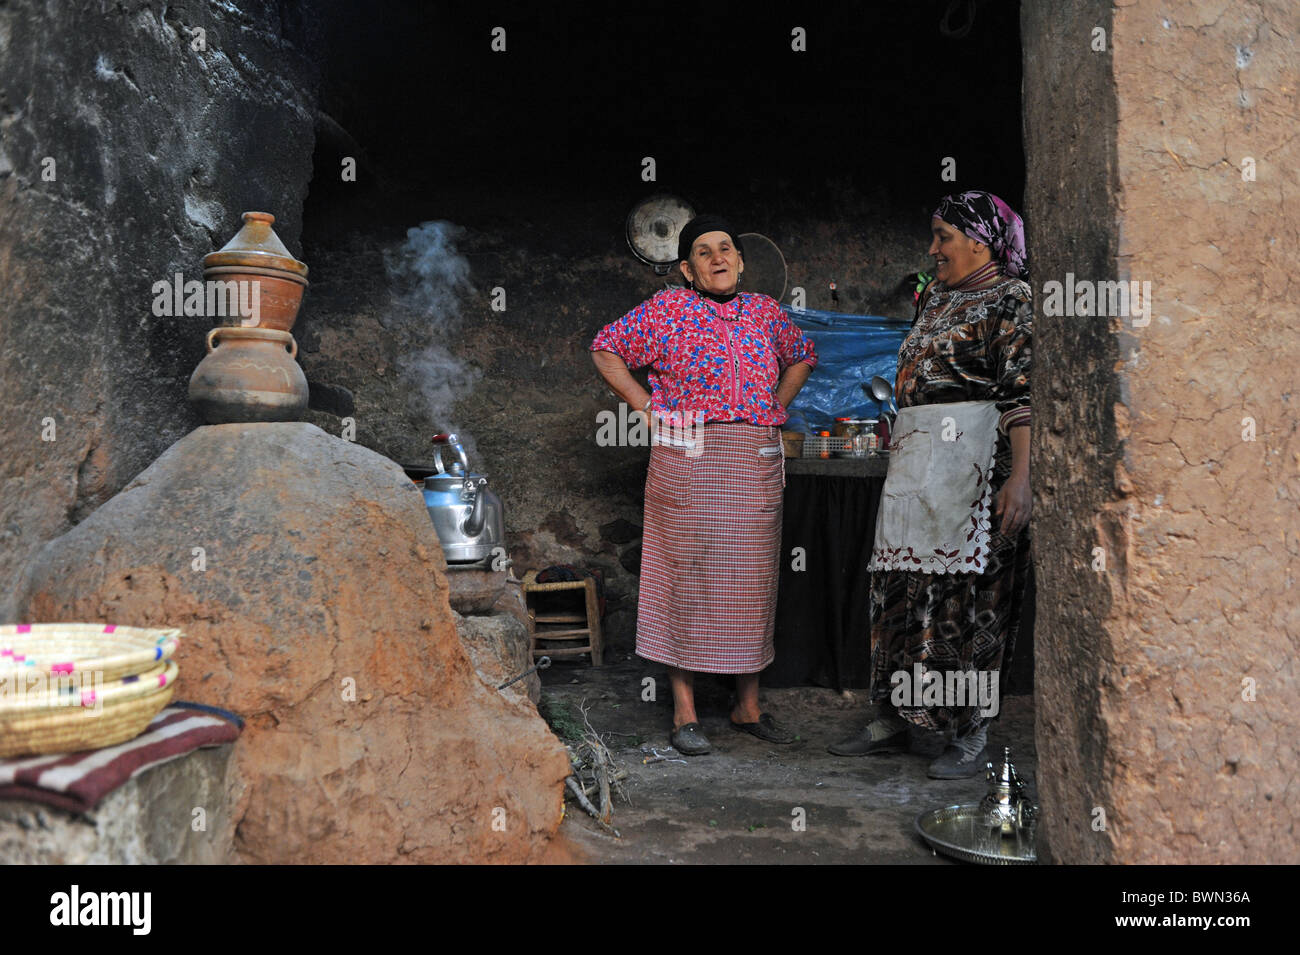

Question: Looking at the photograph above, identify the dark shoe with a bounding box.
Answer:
[828,717,909,756]
[670,721,712,756]
[730,712,796,744]
[927,744,990,779]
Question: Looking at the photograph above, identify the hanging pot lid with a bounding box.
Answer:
[626,194,696,269]
[203,211,309,281]
[737,232,786,302]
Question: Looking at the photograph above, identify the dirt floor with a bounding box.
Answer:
[540,655,1037,864]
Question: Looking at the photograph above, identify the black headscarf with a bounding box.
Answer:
[676,214,744,263]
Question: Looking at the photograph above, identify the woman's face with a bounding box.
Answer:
[679,231,744,295]
[928,217,989,286]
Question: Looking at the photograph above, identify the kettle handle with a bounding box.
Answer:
[431,433,471,476]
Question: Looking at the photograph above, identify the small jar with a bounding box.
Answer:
[831,418,858,458]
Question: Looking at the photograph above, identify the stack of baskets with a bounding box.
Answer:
[0,624,181,759]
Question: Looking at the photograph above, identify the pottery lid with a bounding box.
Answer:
[203,211,309,279]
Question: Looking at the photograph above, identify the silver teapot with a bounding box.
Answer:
[979,746,1039,838]
[420,433,505,565]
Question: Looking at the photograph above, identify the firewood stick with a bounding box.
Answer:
[598,763,612,825]
[580,768,628,797]
[565,775,618,836]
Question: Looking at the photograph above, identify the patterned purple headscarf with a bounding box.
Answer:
[933,191,1028,279]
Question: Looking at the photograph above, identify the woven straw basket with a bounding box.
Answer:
[0,623,180,683]
[0,624,181,758]
[0,660,178,758]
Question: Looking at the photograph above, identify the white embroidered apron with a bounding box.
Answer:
[868,400,1000,575]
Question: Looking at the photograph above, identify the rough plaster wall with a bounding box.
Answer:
[1107,0,1298,863]
[0,0,319,619]
[1028,0,1299,863]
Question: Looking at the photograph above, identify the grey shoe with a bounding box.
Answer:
[928,726,991,778]
[670,722,712,756]
[927,743,990,778]
[828,715,909,756]
[731,712,797,744]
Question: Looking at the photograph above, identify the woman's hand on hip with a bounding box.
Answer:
[994,473,1031,537]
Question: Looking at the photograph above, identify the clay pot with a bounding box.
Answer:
[203,212,308,332]
[204,266,306,332]
[188,327,309,424]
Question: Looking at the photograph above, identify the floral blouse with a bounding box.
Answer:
[590,289,817,426]
[898,276,1032,434]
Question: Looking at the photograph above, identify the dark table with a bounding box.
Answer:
[767,454,888,690]
[766,453,1035,694]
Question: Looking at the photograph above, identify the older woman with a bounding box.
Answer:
[590,215,816,755]
[830,191,1032,778]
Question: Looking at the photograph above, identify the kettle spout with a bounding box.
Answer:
[463,479,488,537]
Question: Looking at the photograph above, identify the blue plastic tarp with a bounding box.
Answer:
[781,306,911,433]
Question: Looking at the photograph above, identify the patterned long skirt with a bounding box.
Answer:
[868,430,1030,735]
[636,422,785,674]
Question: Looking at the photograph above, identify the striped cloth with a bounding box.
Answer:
[636,422,785,673]
[0,702,242,813]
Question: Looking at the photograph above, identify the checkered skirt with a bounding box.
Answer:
[635,422,785,673]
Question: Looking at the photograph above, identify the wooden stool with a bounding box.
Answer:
[521,570,603,667]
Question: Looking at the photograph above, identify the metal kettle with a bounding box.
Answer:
[420,433,505,564]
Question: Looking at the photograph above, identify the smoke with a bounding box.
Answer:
[385,220,473,319]
[384,221,481,453]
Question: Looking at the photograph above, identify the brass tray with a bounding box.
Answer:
[915,804,1037,865]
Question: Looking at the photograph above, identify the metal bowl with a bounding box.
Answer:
[915,804,1037,865]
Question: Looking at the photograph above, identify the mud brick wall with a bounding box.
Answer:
[1025,0,1299,863]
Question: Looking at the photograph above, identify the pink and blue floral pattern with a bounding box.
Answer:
[591,289,817,425]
